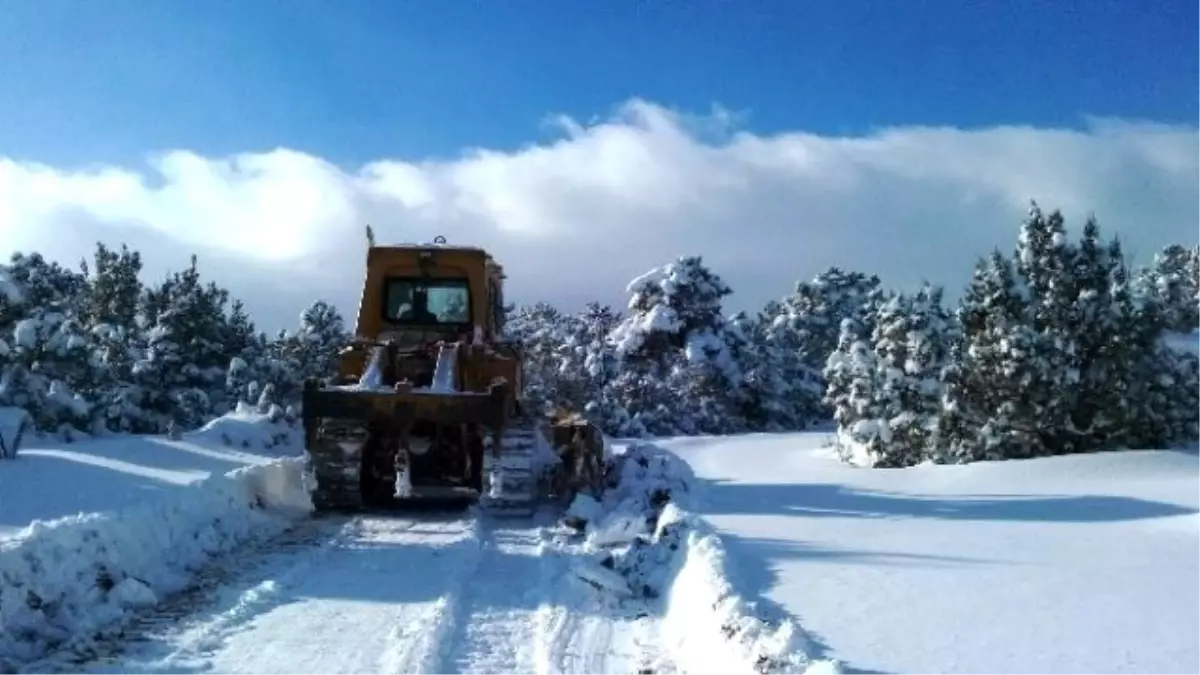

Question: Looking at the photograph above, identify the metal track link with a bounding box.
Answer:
[479,418,544,516]
[306,421,368,512]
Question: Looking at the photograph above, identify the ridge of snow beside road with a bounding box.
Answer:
[655,503,839,675]
[0,407,303,540]
[579,441,841,674]
[0,411,312,670]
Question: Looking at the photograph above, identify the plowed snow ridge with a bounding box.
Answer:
[65,510,670,675]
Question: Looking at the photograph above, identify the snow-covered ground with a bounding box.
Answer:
[667,431,1200,674]
[11,406,1190,675]
[3,411,826,674]
[0,406,302,540]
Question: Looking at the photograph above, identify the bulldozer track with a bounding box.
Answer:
[306,419,371,512]
[480,415,546,515]
[306,413,555,516]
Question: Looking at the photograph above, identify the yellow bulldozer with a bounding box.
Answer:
[301,232,606,516]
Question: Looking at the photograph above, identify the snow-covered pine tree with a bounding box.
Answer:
[608,256,743,435]
[2,252,90,321]
[504,302,574,416]
[225,355,253,408]
[1137,243,1199,334]
[255,328,304,411]
[0,254,99,436]
[89,322,149,433]
[227,300,347,415]
[1150,345,1200,443]
[555,302,625,425]
[77,242,150,432]
[83,242,143,332]
[1012,204,1084,454]
[941,209,1198,463]
[861,284,954,467]
[781,267,884,371]
[943,250,1044,461]
[727,310,773,430]
[1122,241,1200,447]
[223,301,257,361]
[1009,211,1194,455]
[823,315,884,464]
[604,268,684,436]
[135,256,236,431]
[2,312,95,436]
[208,299,260,415]
[1060,222,1137,450]
[0,266,26,436]
[294,300,347,383]
[0,263,23,428]
[740,300,825,431]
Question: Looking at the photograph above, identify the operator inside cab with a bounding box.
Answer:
[384,278,470,325]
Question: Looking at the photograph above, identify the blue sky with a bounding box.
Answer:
[1,0,1195,167]
[1,2,1196,331]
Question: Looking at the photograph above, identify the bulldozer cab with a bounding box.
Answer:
[356,237,504,337]
[337,237,512,383]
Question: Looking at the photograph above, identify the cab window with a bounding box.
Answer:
[384,278,471,325]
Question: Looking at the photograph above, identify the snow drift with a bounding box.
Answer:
[578,442,839,674]
[185,402,302,456]
[0,455,313,668]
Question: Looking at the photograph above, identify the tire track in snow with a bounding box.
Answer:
[532,551,677,675]
[434,514,673,675]
[377,516,485,674]
[435,518,558,674]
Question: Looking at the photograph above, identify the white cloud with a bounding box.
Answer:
[1,99,1196,332]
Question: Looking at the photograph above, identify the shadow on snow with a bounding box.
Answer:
[698,480,1198,524]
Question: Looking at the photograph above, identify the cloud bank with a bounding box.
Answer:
[1,99,1196,332]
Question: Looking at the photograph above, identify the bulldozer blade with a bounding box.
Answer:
[301,376,513,514]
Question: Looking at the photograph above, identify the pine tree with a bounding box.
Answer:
[824,316,887,464]
[83,242,143,332]
[945,251,1042,460]
[745,300,825,430]
[294,300,347,383]
[779,267,884,371]
[505,302,573,416]
[822,281,951,467]
[556,302,622,420]
[135,256,235,431]
[608,256,743,435]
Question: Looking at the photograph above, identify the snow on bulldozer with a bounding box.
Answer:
[300,232,606,517]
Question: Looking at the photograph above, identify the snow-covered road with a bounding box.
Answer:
[65,510,669,675]
[5,418,817,675]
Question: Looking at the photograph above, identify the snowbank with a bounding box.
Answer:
[578,442,838,674]
[185,402,302,456]
[0,456,313,668]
